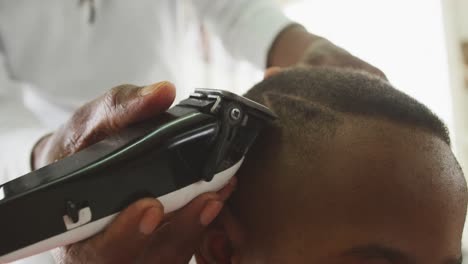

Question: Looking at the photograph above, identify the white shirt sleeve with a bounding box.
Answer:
[0,51,48,185]
[191,0,292,69]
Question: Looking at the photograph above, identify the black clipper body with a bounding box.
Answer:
[0,89,276,263]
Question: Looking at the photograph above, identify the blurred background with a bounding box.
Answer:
[184,0,468,257]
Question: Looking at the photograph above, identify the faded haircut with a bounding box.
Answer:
[228,67,460,237]
[244,67,450,145]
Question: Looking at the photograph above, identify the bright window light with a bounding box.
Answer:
[284,0,453,133]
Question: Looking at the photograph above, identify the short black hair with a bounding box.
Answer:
[227,67,466,253]
[245,67,450,145]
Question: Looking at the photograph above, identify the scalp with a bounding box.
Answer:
[229,67,467,250]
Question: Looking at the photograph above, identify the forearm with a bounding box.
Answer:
[267,24,320,67]
[267,23,386,79]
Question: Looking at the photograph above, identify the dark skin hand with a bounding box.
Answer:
[33,81,237,264]
[32,82,175,167]
[268,24,387,79]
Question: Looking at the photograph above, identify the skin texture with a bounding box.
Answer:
[33,82,237,263]
[196,114,467,264]
[33,82,175,168]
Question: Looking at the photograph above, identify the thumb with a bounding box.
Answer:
[62,81,176,154]
[98,81,176,133]
[89,198,165,263]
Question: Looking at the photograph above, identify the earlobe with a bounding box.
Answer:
[195,208,245,264]
[197,230,232,264]
[195,229,232,264]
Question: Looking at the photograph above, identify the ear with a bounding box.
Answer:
[194,208,245,264]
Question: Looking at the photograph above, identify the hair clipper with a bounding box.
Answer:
[0,89,276,263]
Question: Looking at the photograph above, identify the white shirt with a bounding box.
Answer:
[0,0,291,262]
[0,0,291,181]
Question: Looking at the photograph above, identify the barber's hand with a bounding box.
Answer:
[299,37,387,80]
[32,82,175,169]
[52,179,236,264]
[32,81,237,263]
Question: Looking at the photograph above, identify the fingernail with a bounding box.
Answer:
[139,81,169,97]
[200,200,223,226]
[139,206,163,235]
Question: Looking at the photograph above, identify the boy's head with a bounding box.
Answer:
[196,67,468,264]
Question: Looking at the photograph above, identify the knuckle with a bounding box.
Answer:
[70,102,92,126]
[134,198,164,213]
[64,106,93,153]
[105,86,123,112]
[64,127,82,154]
[105,84,138,111]
[102,87,126,131]
[58,84,141,158]
[196,192,219,202]
[101,84,139,132]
